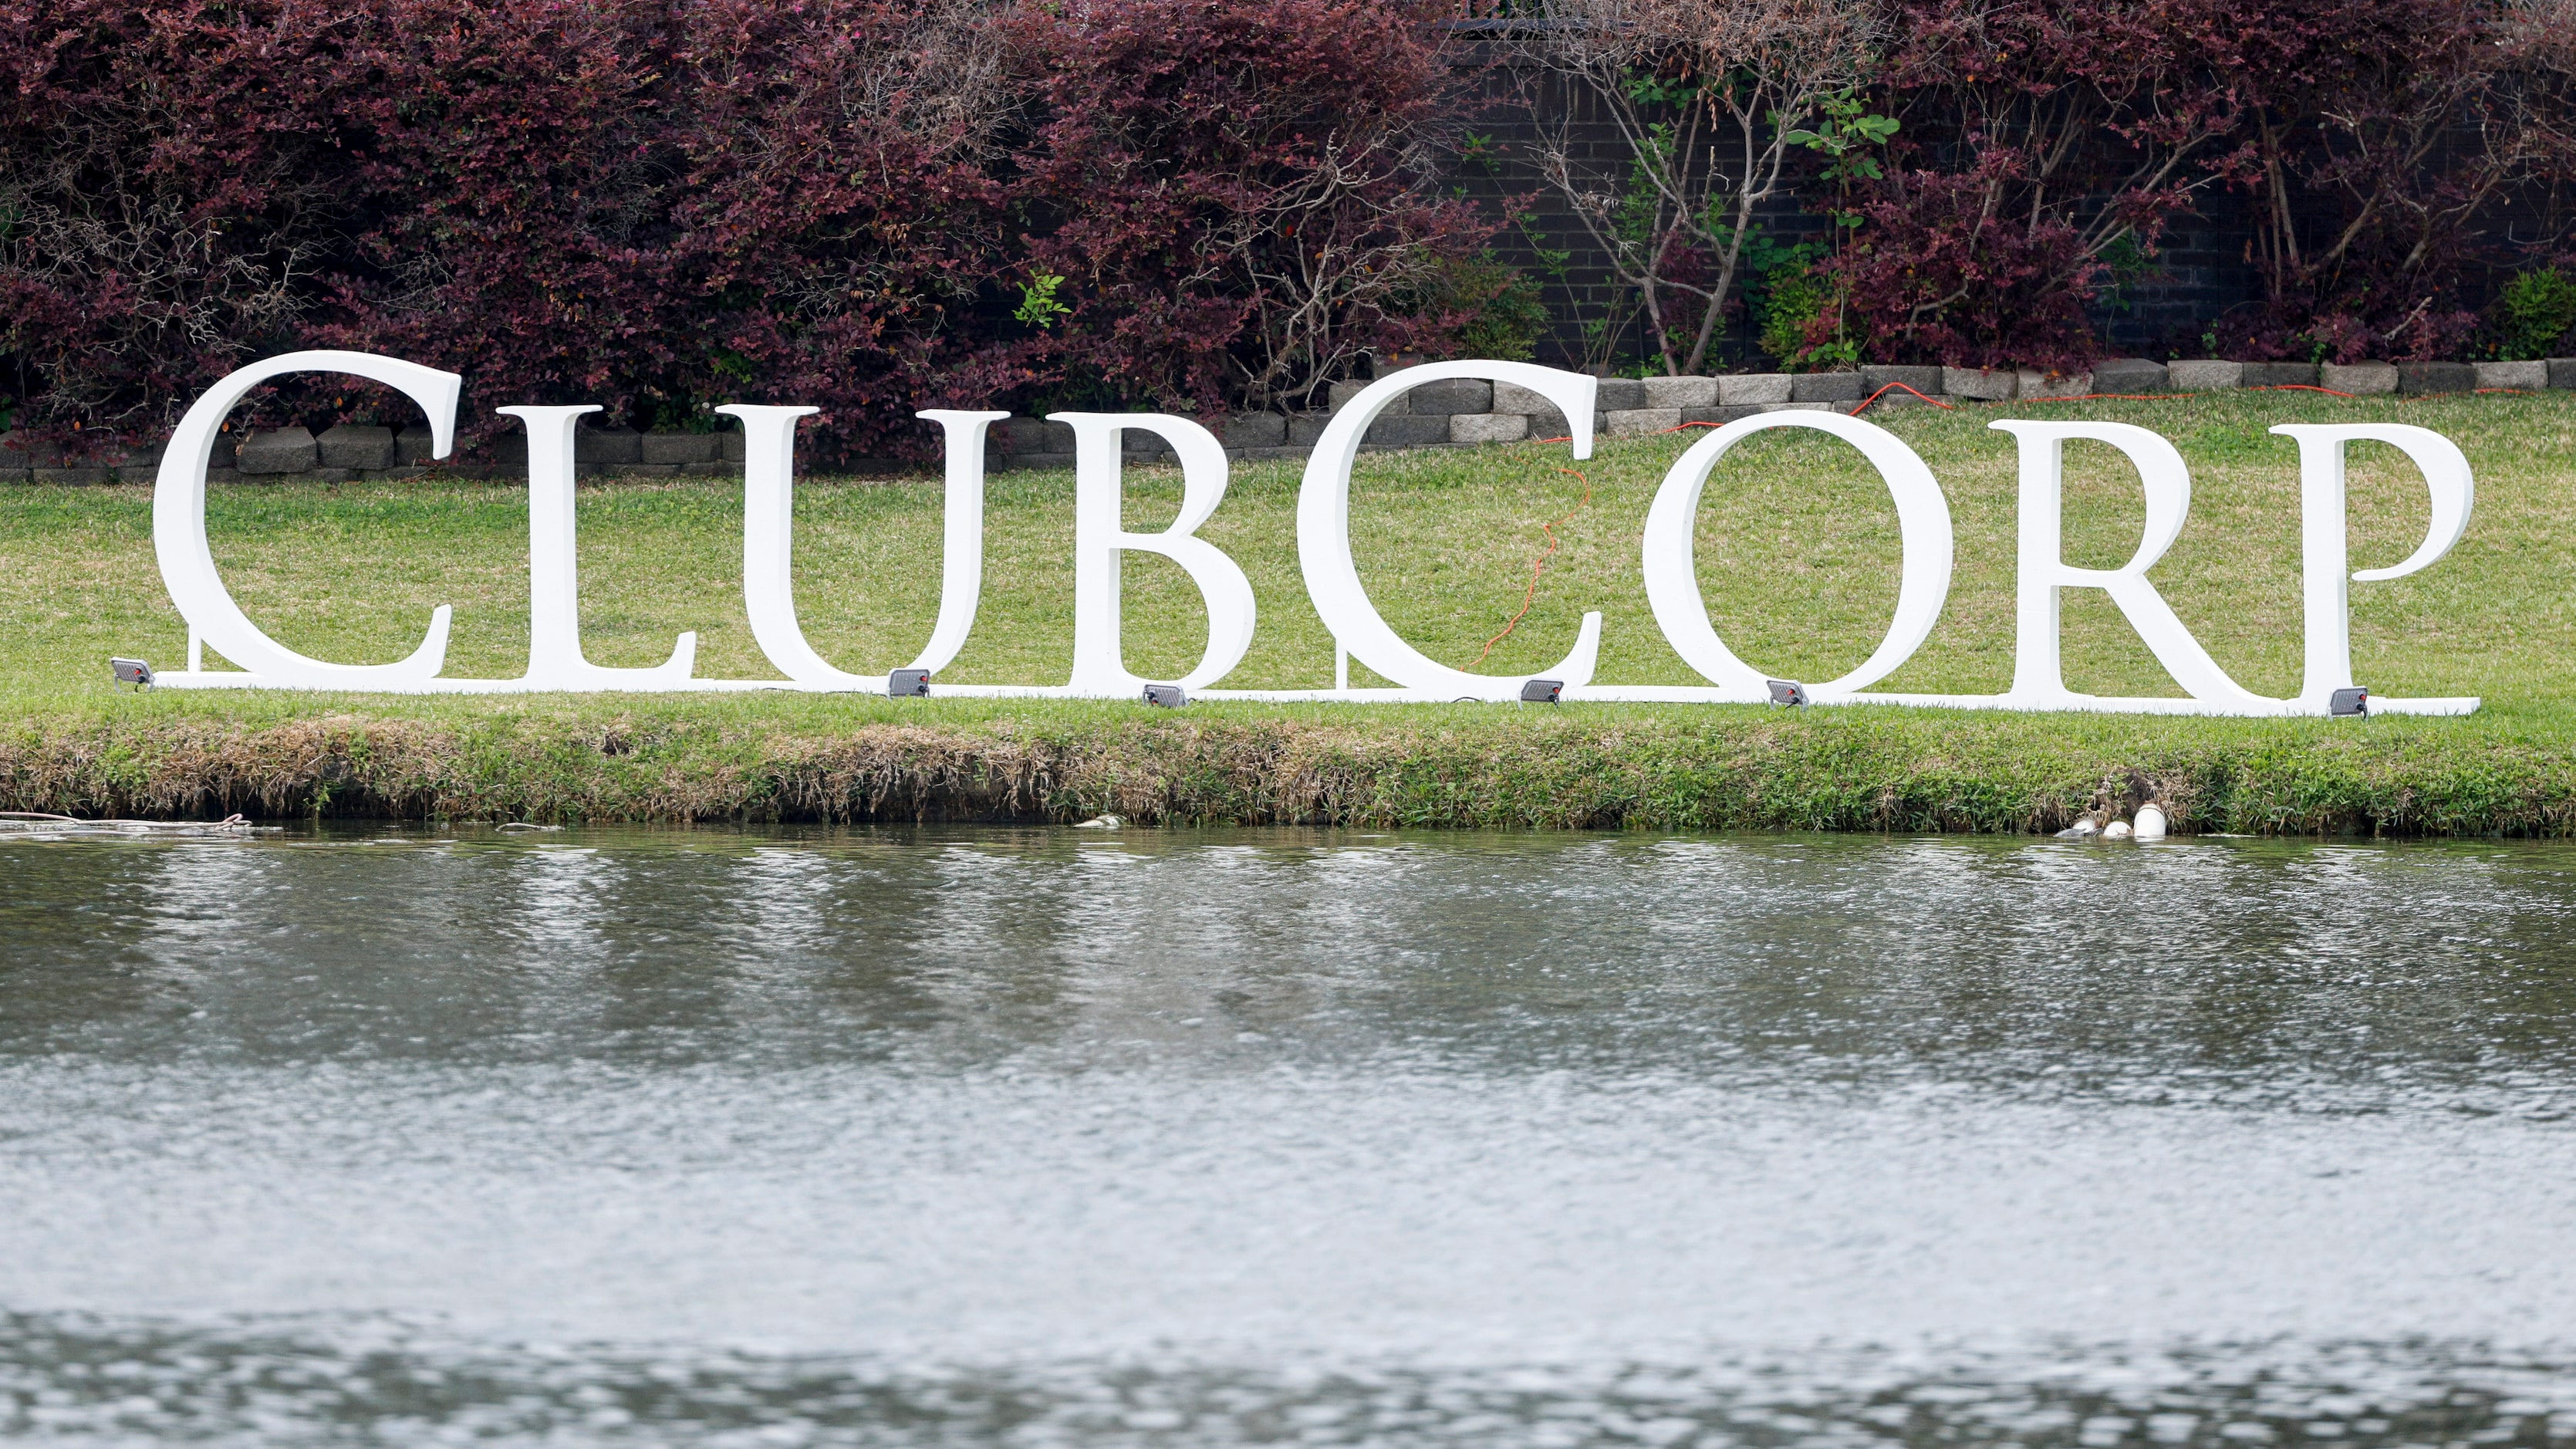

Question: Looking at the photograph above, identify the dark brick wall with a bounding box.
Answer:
[1443,56,2537,369]
[1447,62,1825,371]
[2095,185,2265,353]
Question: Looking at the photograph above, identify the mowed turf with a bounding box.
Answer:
[2,388,2563,716]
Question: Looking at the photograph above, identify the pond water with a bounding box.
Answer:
[2,826,2574,1447]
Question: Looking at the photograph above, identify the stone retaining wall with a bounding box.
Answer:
[2099,357,2576,396]
[0,422,748,486]
[6,356,2568,484]
[985,356,2576,469]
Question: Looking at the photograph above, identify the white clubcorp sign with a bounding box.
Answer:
[136,350,2479,716]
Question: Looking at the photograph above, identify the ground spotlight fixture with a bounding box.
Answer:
[1519,678,1564,704]
[1767,678,1810,707]
[2329,687,2369,718]
[111,657,154,691]
[886,667,931,698]
[1142,683,1187,708]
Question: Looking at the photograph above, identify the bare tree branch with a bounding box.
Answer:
[1510,0,1882,374]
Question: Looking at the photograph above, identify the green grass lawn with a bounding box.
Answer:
[5,387,2574,829]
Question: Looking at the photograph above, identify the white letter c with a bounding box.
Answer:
[154,350,461,685]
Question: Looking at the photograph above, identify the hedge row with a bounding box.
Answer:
[0,0,1491,464]
[10,0,2576,464]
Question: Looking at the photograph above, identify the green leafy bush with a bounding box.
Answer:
[2493,269,2576,361]
[1755,262,1854,372]
[1401,255,1548,363]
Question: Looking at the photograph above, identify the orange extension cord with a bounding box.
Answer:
[1470,466,1592,668]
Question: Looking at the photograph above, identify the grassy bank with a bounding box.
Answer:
[5,388,2575,831]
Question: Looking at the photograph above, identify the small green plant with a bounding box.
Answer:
[1397,254,1549,363]
[2093,231,2153,317]
[1756,262,1852,371]
[1736,231,1838,370]
[1780,93,1899,190]
[2493,267,2576,360]
[1771,93,1892,370]
[1511,207,1575,290]
[1455,270,1548,363]
[1015,273,1072,329]
[1577,299,1642,376]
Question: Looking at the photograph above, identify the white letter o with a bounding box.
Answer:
[1641,410,1953,699]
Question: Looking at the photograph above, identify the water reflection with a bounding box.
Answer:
[4,827,2575,1096]
[2,828,2572,1446]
